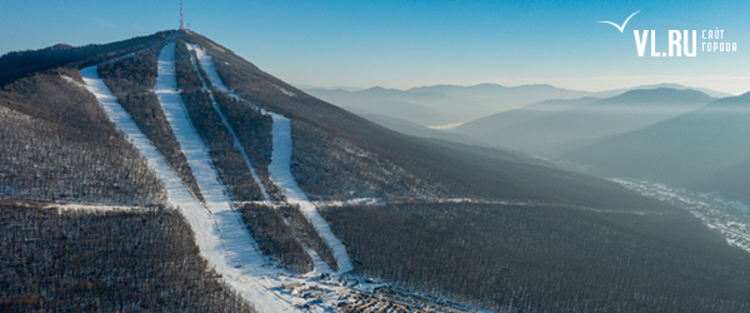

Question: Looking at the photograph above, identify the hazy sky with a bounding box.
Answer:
[2,0,749,94]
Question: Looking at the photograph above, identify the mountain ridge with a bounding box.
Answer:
[560,91,750,191]
[2,29,750,313]
[455,87,716,156]
[303,81,732,132]
[595,87,715,106]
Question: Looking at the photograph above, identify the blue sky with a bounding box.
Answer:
[2,0,749,94]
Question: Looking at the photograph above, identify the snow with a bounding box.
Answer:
[46,202,143,212]
[312,198,383,208]
[60,75,86,89]
[186,43,354,273]
[186,43,230,92]
[80,50,297,312]
[267,112,354,273]
[102,48,151,65]
[611,178,750,253]
[307,248,334,274]
[151,42,297,312]
[153,41,268,271]
[184,42,270,202]
[76,40,508,313]
[278,86,296,97]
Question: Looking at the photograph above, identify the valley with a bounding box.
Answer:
[612,178,750,253]
[2,29,750,313]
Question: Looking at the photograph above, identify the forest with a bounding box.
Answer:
[321,202,750,312]
[0,198,255,312]
[291,119,445,201]
[237,202,340,273]
[0,69,163,205]
[211,89,281,201]
[237,203,312,273]
[98,44,205,204]
[172,40,263,201]
[4,29,750,313]
[0,31,172,87]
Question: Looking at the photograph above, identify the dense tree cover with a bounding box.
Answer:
[291,120,444,201]
[0,72,164,205]
[2,67,112,133]
[173,40,263,201]
[179,31,677,213]
[321,203,750,312]
[0,31,172,87]
[6,30,749,313]
[211,89,282,201]
[98,46,205,203]
[237,203,339,273]
[0,199,256,312]
[237,203,312,273]
[276,204,338,271]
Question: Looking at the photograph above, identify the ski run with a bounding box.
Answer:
[81,64,297,312]
[79,40,358,312]
[188,43,354,273]
[184,43,270,202]
[80,41,711,312]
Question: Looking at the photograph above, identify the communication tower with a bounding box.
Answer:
[179,1,185,31]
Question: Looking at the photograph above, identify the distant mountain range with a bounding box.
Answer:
[302,83,732,127]
[560,91,750,203]
[3,30,750,313]
[352,112,487,146]
[455,88,717,155]
[325,79,750,209]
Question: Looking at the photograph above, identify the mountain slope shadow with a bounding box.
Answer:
[178,31,750,313]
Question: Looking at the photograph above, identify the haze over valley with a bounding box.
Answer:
[3,1,750,312]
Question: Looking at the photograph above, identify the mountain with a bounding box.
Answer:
[456,88,716,156]
[178,32,750,311]
[303,82,732,129]
[2,30,750,312]
[184,31,677,208]
[354,112,486,145]
[455,97,600,138]
[303,86,456,126]
[0,32,258,312]
[304,83,597,126]
[596,82,734,99]
[350,112,548,166]
[561,92,750,195]
[694,159,750,204]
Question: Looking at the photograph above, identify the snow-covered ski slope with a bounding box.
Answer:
[78,39,497,313]
[188,43,354,273]
[186,43,231,91]
[81,54,298,312]
[184,43,270,202]
[268,113,354,273]
[154,41,271,273]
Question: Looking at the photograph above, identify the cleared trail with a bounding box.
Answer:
[189,43,354,273]
[267,112,354,273]
[81,43,298,312]
[184,43,270,202]
[76,38,518,313]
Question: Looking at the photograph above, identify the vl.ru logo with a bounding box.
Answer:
[599,11,737,57]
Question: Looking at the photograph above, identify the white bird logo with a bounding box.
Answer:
[598,10,640,33]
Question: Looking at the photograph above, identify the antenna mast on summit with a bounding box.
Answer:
[179,1,185,31]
